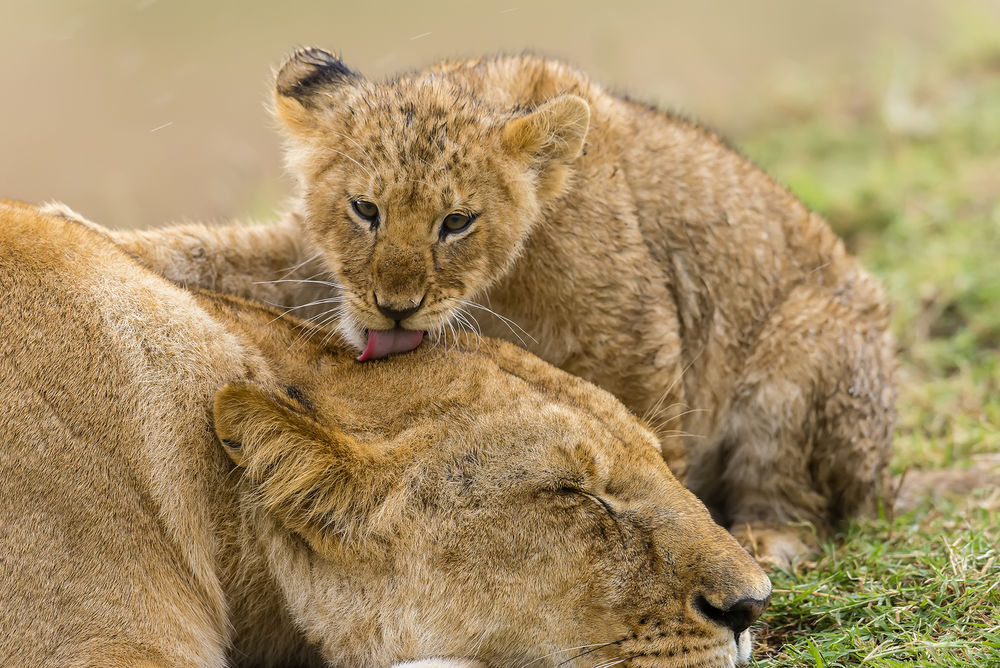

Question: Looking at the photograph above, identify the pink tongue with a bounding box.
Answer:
[356,329,424,362]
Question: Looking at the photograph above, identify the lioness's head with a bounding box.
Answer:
[272,48,589,359]
[213,337,769,667]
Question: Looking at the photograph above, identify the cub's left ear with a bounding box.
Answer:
[503,95,590,165]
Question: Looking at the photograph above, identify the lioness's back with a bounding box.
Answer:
[0,202,245,664]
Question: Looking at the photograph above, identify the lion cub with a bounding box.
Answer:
[176,49,899,563]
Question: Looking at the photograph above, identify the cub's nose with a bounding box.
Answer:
[695,595,770,635]
[375,296,422,323]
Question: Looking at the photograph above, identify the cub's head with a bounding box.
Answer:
[213,337,770,667]
[272,48,589,359]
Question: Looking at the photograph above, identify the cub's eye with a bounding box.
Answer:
[440,212,475,237]
[351,200,380,224]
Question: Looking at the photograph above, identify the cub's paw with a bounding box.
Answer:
[390,659,488,668]
[733,522,818,570]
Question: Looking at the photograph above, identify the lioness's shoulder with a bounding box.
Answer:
[0,200,115,272]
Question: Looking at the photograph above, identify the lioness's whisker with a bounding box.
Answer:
[591,656,624,668]
[518,641,622,667]
[554,638,625,667]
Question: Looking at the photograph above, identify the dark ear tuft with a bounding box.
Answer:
[275,47,361,106]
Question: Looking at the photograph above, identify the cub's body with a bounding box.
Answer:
[272,52,897,558]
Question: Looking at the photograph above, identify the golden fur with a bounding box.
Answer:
[263,49,898,562]
[1,200,770,667]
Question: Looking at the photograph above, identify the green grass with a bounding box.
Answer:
[753,495,1000,666]
[738,14,1000,667]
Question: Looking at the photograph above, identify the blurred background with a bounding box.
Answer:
[0,0,995,228]
[3,2,1000,663]
[4,0,999,469]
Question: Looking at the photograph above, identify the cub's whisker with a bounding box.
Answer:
[254,278,344,289]
[591,656,624,668]
[287,305,346,350]
[325,129,381,179]
[641,345,707,423]
[593,654,640,668]
[320,146,377,181]
[276,251,324,280]
[454,298,537,346]
[262,297,346,326]
[643,405,708,430]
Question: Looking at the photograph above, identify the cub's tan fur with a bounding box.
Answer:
[264,49,897,561]
[1,201,770,667]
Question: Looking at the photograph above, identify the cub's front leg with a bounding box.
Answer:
[110,212,333,313]
[40,202,334,317]
[685,283,895,568]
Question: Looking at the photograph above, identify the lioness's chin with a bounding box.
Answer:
[736,629,753,664]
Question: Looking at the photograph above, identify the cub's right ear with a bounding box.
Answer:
[273,47,363,137]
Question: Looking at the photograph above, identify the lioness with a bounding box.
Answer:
[0,200,771,667]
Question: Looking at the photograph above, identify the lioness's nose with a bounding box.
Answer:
[695,594,770,635]
[375,295,422,322]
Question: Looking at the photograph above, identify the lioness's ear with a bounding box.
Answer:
[273,47,363,137]
[213,380,301,467]
[503,95,590,165]
[213,381,398,544]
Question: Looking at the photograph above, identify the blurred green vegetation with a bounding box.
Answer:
[739,8,1000,665]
